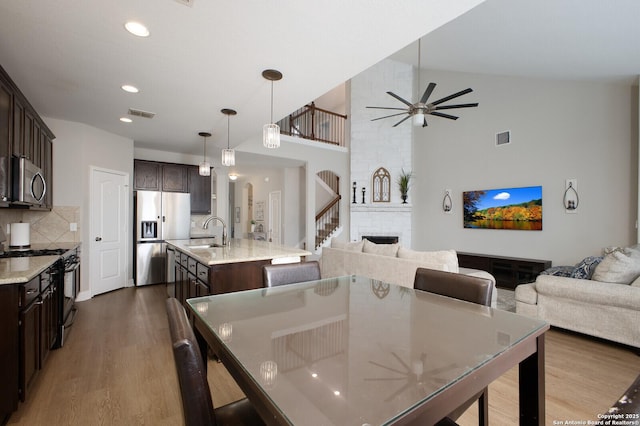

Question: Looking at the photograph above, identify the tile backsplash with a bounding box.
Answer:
[0,206,81,245]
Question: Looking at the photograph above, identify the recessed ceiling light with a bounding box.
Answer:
[120,117,133,123]
[124,21,149,37]
[121,84,139,93]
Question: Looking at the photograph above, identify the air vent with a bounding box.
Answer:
[174,0,194,6]
[128,108,156,119]
[496,130,511,146]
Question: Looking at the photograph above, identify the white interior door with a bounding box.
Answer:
[90,167,128,296]
[269,190,281,244]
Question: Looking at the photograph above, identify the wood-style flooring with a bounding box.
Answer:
[7,284,640,425]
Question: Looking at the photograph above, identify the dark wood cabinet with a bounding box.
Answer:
[0,79,11,203]
[19,278,40,402]
[0,64,55,210]
[188,166,211,214]
[134,160,213,213]
[457,252,551,290]
[162,163,189,193]
[133,160,160,191]
[0,285,19,424]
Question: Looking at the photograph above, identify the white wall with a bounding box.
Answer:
[45,117,134,293]
[410,69,638,265]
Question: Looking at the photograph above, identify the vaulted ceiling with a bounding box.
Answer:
[1,0,638,162]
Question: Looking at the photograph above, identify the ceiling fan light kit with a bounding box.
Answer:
[262,69,283,149]
[367,39,478,128]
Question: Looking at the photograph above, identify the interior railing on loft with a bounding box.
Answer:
[315,194,341,249]
[278,102,347,147]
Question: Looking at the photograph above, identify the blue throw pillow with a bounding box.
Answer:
[571,256,603,279]
[540,266,575,277]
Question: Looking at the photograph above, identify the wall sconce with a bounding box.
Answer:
[442,189,452,213]
[361,187,366,204]
[564,179,579,213]
[228,173,238,181]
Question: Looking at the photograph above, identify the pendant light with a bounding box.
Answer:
[221,108,236,166]
[198,132,211,176]
[262,69,283,149]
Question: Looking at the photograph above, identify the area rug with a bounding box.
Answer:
[496,288,516,312]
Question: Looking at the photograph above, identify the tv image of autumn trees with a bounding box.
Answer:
[463,190,543,230]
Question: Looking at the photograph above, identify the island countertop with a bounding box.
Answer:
[166,238,311,265]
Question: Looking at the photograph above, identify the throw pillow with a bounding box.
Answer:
[362,239,399,256]
[396,247,459,272]
[540,266,575,277]
[571,256,603,279]
[592,247,640,284]
[331,239,364,251]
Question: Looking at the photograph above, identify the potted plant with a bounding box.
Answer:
[250,220,256,232]
[397,169,413,204]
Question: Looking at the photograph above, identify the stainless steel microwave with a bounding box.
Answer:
[12,157,46,206]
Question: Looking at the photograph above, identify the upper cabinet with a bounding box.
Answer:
[0,64,55,209]
[134,160,212,214]
[188,166,211,214]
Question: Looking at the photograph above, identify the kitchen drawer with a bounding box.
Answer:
[20,276,40,308]
[180,253,189,268]
[196,262,209,284]
[187,257,197,275]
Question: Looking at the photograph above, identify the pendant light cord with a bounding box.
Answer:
[417,38,421,101]
[227,115,231,149]
[270,80,274,124]
[203,135,206,158]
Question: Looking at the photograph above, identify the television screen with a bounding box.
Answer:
[463,185,542,230]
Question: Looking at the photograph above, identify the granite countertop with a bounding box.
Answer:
[0,243,81,285]
[167,238,311,266]
[0,255,61,284]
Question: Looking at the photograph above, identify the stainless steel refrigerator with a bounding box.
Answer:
[135,191,191,286]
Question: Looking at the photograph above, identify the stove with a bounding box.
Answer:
[0,248,69,258]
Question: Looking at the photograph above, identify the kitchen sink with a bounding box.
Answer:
[187,243,222,249]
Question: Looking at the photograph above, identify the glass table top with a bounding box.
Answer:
[188,275,548,426]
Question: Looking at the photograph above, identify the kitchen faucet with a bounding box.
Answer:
[202,216,228,246]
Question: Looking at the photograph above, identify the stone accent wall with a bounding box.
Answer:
[349,58,414,247]
[0,206,81,245]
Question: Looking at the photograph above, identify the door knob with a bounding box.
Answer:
[95,237,102,241]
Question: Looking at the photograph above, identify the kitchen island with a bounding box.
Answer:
[166,238,311,303]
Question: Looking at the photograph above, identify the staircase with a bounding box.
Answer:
[315,171,341,250]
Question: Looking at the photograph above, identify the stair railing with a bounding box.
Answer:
[315,194,341,249]
[278,102,347,147]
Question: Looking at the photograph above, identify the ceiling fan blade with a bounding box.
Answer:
[392,115,412,127]
[430,111,459,120]
[434,103,478,110]
[386,91,413,107]
[366,106,409,111]
[371,112,408,122]
[419,82,436,104]
[430,88,473,106]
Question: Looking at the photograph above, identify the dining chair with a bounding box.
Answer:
[165,298,265,426]
[262,261,321,287]
[413,267,493,426]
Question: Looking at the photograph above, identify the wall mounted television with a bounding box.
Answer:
[463,185,542,230]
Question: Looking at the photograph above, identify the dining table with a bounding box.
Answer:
[186,275,549,425]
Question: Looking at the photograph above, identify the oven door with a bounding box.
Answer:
[59,255,79,347]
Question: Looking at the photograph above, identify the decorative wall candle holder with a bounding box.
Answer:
[443,190,453,213]
[564,179,579,213]
[352,182,357,204]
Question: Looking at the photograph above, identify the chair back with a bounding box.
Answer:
[413,268,493,307]
[166,297,217,426]
[262,261,321,287]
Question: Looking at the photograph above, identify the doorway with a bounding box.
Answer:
[90,167,128,296]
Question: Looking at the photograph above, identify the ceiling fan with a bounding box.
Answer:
[367,39,479,127]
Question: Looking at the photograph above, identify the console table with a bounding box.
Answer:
[458,252,551,290]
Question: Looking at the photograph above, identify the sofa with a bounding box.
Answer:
[320,239,498,307]
[515,246,640,348]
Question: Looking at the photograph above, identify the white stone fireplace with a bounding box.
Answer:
[349,58,414,248]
